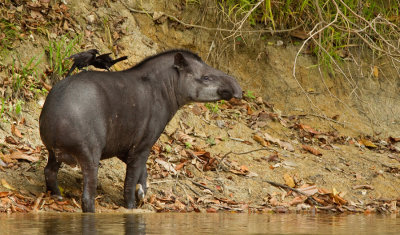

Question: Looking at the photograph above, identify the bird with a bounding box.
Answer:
[66,49,99,77]
[91,53,128,71]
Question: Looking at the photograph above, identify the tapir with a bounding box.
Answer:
[39,49,242,212]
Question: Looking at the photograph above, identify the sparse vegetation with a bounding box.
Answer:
[217,0,400,72]
[46,35,82,80]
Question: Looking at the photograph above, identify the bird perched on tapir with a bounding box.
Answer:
[66,49,99,77]
[39,49,242,212]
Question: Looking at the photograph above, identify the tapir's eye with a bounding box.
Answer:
[201,76,211,81]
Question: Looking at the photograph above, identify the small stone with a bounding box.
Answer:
[216,120,225,128]
[276,40,283,46]
[86,15,96,25]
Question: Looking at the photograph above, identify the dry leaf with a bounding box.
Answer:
[1,179,15,190]
[289,196,307,206]
[11,125,23,138]
[359,139,377,148]
[174,199,186,211]
[283,173,295,188]
[297,124,321,135]
[253,134,268,147]
[373,66,379,78]
[9,150,39,162]
[175,161,186,171]
[297,184,318,196]
[302,145,322,156]
[5,136,18,146]
[0,191,11,197]
[155,158,177,175]
[279,141,295,152]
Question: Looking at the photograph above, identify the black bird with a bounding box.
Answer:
[92,53,128,71]
[66,49,99,77]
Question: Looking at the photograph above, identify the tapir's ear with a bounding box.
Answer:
[173,53,188,70]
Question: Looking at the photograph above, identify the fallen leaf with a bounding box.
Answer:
[279,141,295,152]
[9,150,39,162]
[290,29,309,40]
[240,165,249,172]
[155,158,177,175]
[289,196,307,206]
[283,173,295,188]
[11,125,23,138]
[297,124,322,135]
[388,136,400,143]
[206,207,217,213]
[5,136,19,145]
[359,139,377,148]
[253,134,268,147]
[1,179,15,190]
[0,191,11,197]
[174,199,186,211]
[373,66,379,78]
[263,133,280,144]
[175,161,187,171]
[302,145,322,156]
[246,105,253,115]
[297,184,318,196]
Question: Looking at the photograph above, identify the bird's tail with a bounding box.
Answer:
[66,64,76,77]
[111,56,128,65]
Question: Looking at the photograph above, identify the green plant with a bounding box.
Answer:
[0,19,21,58]
[0,98,5,119]
[47,35,81,78]
[14,99,24,115]
[205,103,219,113]
[11,54,43,97]
[185,142,192,149]
[206,137,216,146]
[244,90,256,99]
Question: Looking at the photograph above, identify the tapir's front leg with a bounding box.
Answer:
[124,150,149,209]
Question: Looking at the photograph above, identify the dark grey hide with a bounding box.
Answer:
[39,49,242,212]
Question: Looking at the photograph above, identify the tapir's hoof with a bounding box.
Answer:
[51,194,64,201]
[135,184,145,207]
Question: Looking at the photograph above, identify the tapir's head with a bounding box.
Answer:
[173,52,242,103]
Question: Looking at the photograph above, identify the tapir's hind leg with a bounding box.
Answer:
[78,148,100,213]
[124,150,149,209]
[44,150,62,198]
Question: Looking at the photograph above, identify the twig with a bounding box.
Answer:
[188,179,215,193]
[233,148,271,155]
[225,0,265,40]
[121,1,301,34]
[263,180,322,206]
[307,113,346,126]
[183,182,201,196]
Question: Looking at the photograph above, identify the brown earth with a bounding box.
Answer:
[0,0,399,214]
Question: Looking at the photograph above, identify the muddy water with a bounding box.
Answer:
[1,213,399,235]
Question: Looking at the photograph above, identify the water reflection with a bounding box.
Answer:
[0,212,399,235]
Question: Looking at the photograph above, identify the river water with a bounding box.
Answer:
[0,212,399,234]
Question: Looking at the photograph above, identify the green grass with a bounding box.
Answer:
[217,0,400,72]
[0,19,21,59]
[11,54,43,97]
[46,34,81,79]
[244,90,256,99]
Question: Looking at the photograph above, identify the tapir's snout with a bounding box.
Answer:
[217,75,242,100]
